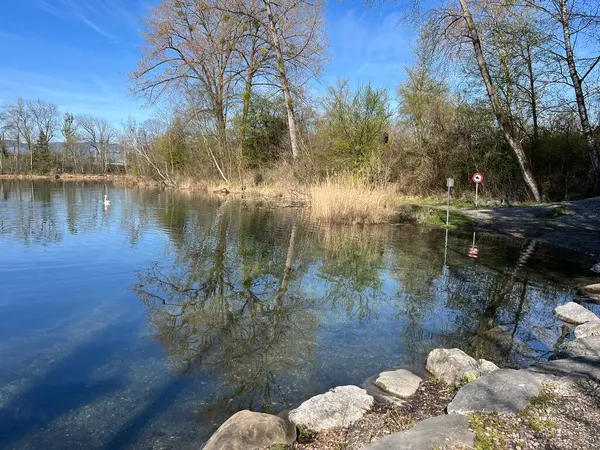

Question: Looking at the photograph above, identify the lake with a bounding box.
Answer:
[0,180,596,449]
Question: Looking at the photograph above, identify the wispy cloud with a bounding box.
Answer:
[74,12,117,41]
[37,0,67,19]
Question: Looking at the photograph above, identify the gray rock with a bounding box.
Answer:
[374,369,421,398]
[560,336,600,359]
[554,302,599,325]
[288,385,374,432]
[574,322,600,339]
[361,414,475,450]
[447,369,541,415]
[526,356,600,384]
[425,348,479,387]
[477,358,499,376]
[591,264,600,274]
[579,284,600,303]
[203,410,296,450]
[363,375,406,407]
[486,199,502,206]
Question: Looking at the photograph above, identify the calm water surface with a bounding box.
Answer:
[0,180,597,449]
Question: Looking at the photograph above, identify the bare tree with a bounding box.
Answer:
[131,0,244,158]
[27,99,59,143]
[402,0,543,200]
[11,98,36,172]
[231,0,327,160]
[525,0,600,194]
[77,115,116,172]
[122,117,176,186]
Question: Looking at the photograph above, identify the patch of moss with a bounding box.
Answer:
[469,413,510,450]
[517,384,557,431]
[459,372,478,387]
[267,444,292,450]
[427,210,475,229]
[296,425,316,443]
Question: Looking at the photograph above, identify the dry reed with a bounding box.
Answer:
[309,177,397,224]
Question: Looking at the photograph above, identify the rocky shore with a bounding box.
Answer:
[202,280,600,450]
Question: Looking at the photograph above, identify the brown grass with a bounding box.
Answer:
[309,176,397,224]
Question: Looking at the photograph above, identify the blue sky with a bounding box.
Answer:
[0,0,415,125]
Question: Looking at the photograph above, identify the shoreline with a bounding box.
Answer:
[203,288,600,450]
[3,174,600,258]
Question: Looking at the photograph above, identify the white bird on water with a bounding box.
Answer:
[103,194,111,206]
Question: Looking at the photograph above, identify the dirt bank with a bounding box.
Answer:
[461,198,600,258]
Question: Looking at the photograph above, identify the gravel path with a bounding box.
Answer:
[461,198,600,258]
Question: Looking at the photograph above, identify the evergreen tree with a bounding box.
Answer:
[33,130,53,173]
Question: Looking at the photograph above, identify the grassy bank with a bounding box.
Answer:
[0,172,476,228]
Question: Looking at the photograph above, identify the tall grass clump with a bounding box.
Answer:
[309,176,397,224]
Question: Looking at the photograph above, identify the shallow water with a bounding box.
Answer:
[0,180,597,449]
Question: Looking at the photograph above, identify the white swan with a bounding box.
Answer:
[103,194,111,206]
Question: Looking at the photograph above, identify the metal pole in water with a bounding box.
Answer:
[475,182,479,207]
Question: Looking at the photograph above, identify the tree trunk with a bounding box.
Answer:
[459,0,542,201]
[560,0,600,195]
[239,73,254,161]
[525,42,539,142]
[277,222,297,306]
[263,0,299,159]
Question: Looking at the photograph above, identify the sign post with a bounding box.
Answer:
[446,178,454,226]
[471,173,484,206]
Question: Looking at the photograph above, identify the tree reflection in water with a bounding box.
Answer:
[135,202,318,416]
[133,196,584,418]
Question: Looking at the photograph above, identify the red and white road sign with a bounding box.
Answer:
[472,173,484,184]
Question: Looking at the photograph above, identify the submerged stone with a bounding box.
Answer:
[361,414,475,450]
[579,284,600,303]
[447,369,541,415]
[374,369,421,398]
[554,302,599,325]
[288,385,374,432]
[425,348,479,387]
[203,410,296,450]
[581,283,600,294]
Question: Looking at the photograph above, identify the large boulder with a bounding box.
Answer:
[592,264,600,274]
[374,369,421,399]
[574,322,600,339]
[360,414,475,450]
[447,369,541,415]
[426,348,479,387]
[288,385,374,432]
[560,336,600,359]
[554,302,599,325]
[526,356,600,384]
[203,410,296,450]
